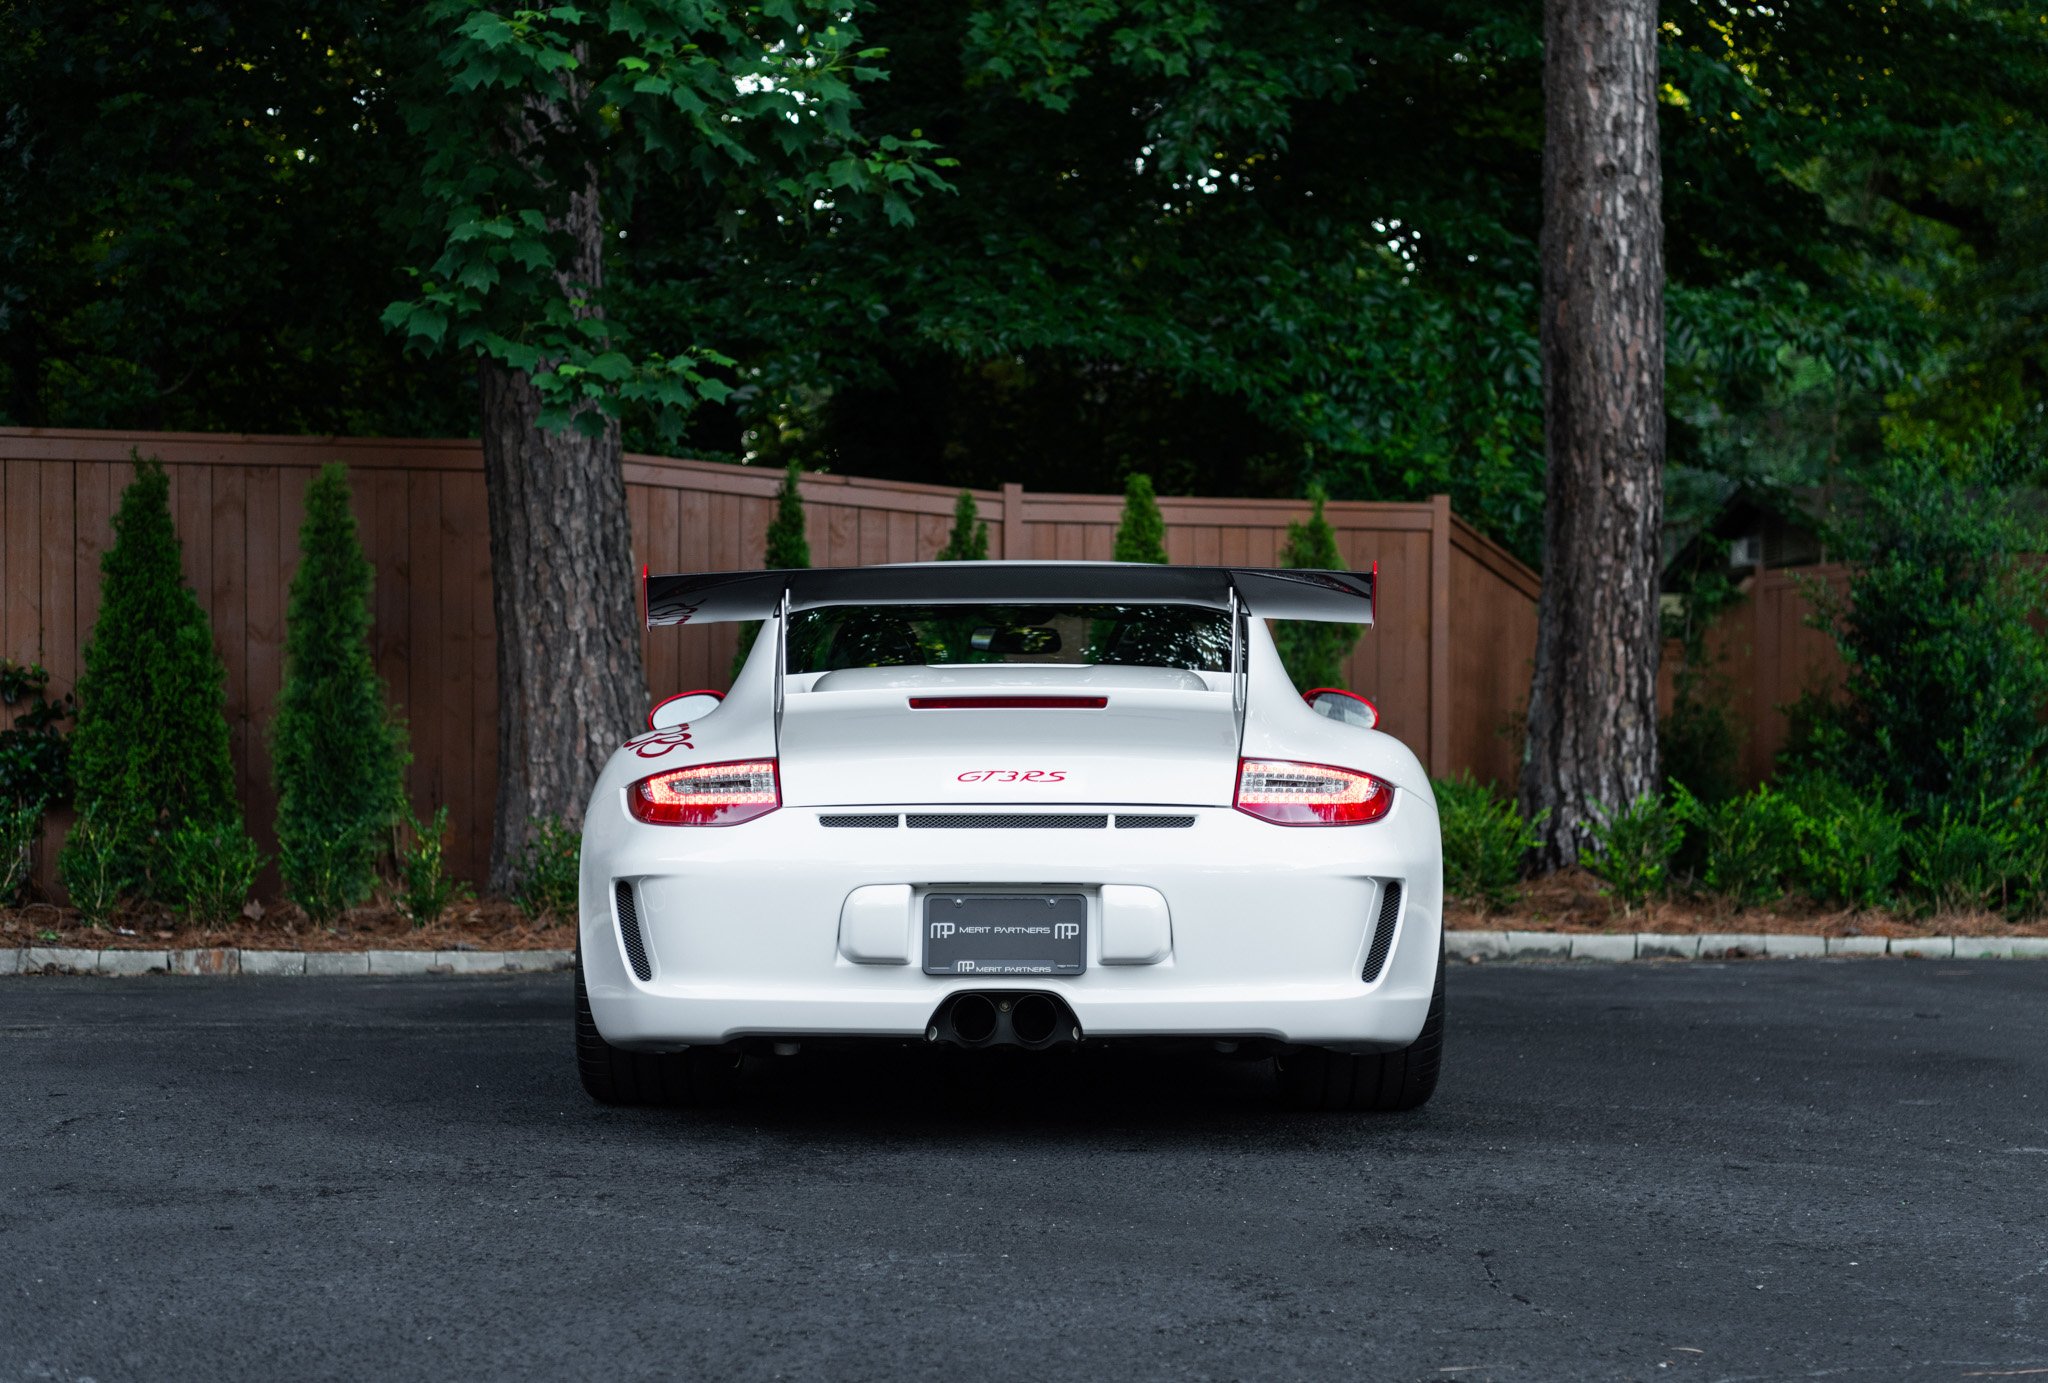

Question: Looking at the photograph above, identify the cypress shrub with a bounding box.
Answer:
[1275,486,1361,690]
[936,490,990,560]
[61,456,239,901]
[272,463,408,920]
[1113,474,1168,564]
[732,460,812,678]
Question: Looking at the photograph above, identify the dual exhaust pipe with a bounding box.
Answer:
[928,991,1081,1049]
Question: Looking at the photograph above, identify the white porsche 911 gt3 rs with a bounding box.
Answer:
[576,561,1445,1112]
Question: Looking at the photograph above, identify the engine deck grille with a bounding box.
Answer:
[1114,814,1196,829]
[820,813,900,828]
[1362,880,1401,983]
[615,880,652,982]
[906,813,1109,830]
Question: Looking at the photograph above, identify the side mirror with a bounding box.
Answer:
[649,689,724,731]
[1303,687,1378,731]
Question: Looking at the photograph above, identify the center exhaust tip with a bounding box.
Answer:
[931,991,1080,1049]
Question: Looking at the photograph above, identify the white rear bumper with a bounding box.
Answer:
[578,796,1442,1052]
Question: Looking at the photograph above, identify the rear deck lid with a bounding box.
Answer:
[777,665,1239,808]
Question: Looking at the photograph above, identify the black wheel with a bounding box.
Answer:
[1276,948,1445,1112]
[574,952,741,1107]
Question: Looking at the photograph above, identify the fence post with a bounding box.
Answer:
[1429,494,1453,777]
[1002,482,1026,561]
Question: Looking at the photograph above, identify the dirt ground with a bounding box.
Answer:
[1,897,574,951]
[1445,869,2048,937]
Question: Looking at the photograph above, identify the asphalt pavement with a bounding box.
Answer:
[3,961,2045,1382]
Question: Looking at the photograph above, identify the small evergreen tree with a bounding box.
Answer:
[1113,474,1169,564]
[1275,485,1361,691]
[273,463,409,921]
[936,490,990,560]
[62,456,241,901]
[732,460,812,678]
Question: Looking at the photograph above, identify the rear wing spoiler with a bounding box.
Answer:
[642,561,1376,628]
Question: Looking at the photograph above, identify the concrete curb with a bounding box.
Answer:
[1446,932,2048,962]
[4,947,574,977]
[6,935,2045,974]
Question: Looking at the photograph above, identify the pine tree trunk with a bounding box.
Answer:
[1520,0,1666,870]
[476,128,645,893]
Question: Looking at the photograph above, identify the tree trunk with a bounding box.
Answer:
[476,149,645,893]
[1520,0,1666,870]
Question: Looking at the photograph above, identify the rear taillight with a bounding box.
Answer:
[629,759,780,826]
[1234,758,1394,826]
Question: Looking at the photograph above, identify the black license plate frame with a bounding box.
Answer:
[922,893,1088,977]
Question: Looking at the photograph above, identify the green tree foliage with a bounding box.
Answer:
[273,464,409,921]
[0,3,472,435]
[732,461,812,677]
[1274,487,1359,691]
[1112,475,1168,564]
[10,3,2048,571]
[380,1,947,441]
[936,491,990,561]
[60,458,240,900]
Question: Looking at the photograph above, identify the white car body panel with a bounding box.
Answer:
[580,570,1444,1053]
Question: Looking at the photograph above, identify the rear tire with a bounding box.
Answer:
[575,952,741,1107]
[1276,948,1445,1112]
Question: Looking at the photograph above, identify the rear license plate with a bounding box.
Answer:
[923,894,1087,976]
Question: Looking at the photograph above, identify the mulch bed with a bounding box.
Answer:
[11,869,2046,950]
[1448,869,2048,937]
[2,898,574,952]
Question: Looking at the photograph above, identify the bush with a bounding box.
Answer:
[1436,774,1542,911]
[281,823,382,924]
[512,816,579,921]
[1907,799,2026,916]
[1,798,40,906]
[62,457,241,899]
[936,490,990,561]
[272,463,408,918]
[732,459,812,678]
[1,659,74,811]
[163,819,263,927]
[1782,775,1907,910]
[396,803,470,928]
[1275,485,1361,691]
[1579,794,1680,913]
[1796,449,2048,814]
[1113,473,1168,564]
[1671,783,1801,907]
[58,805,128,927]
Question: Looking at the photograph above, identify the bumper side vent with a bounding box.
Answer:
[907,813,1108,830]
[1115,814,1195,829]
[821,813,900,828]
[615,880,652,982]
[1362,880,1401,983]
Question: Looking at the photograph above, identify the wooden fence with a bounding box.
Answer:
[1,427,1541,893]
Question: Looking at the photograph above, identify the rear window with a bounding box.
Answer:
[786,604,1231,674]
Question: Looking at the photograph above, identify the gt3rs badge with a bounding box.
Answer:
[955,769,1067,783]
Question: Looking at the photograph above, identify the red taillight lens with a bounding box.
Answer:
[1234,758,1394,826]
[629,759,780,826]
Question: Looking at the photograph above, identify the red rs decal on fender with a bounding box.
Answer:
[956,769,1068,783]
[629,725,695,758]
